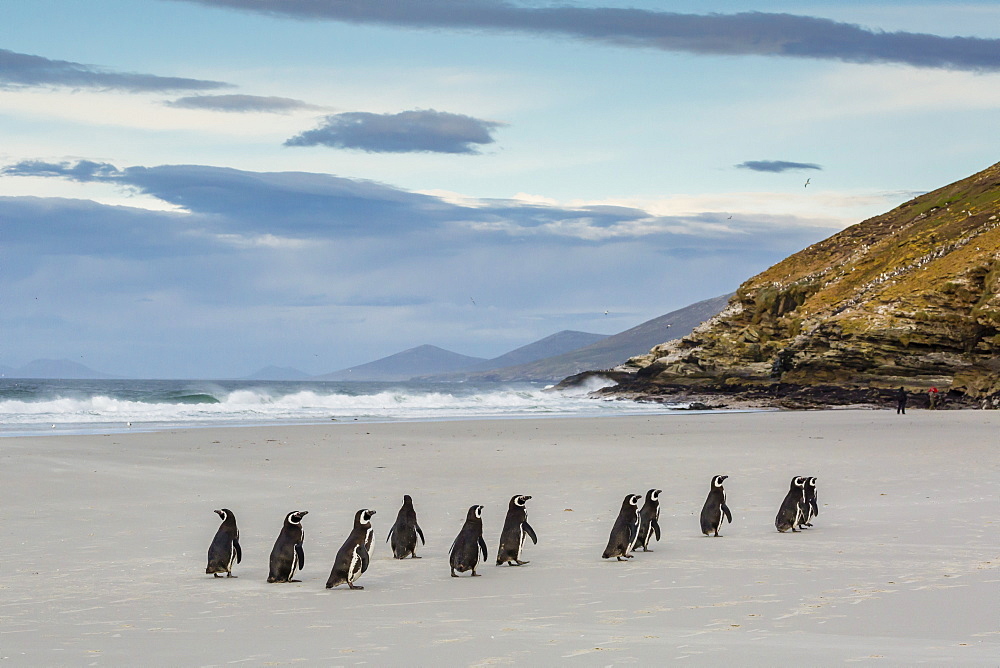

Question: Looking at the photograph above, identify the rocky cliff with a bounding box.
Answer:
[599,161,1000,408]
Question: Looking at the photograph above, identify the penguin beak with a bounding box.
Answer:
[370,510,377,515]
[524,496,532,501]
[214,509,224,518]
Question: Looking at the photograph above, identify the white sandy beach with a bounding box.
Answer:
[1,410,997,666]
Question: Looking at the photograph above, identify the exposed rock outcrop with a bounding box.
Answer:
[600,161,1000,408]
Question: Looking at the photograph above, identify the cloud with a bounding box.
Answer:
[2,159,843,376]
[3,159,837,246]
[0,48,231,92]
[285,109,505,154]
[172,1,1000,72]
[165,94,321,113]
[736,160,823,173]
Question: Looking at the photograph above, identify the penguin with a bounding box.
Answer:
[637,488,662,551]
[602,493,641,561]
[496,495,537,566]
[699,475,732,537]
[386,494,425,559]
[775,477,806,533]
[327,509,376,590]
[267,510,308,583]
[205,508,242,578]
[449,505,487,577]
[799,476,819,528]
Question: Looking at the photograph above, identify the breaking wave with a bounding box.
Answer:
[0,378,682,436]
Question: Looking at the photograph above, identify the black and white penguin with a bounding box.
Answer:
[496,495,537,566]
[327,509,376,590]
[775,477,806,532]
[386,494,425,559]
[267,510,308,583]
[602,493,641,561]
[798,476,819,528]
[449,504,487,577]
[637,488,662,551]
[699,475,732,537]
[206,508,242,578]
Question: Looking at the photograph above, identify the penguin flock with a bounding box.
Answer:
[206,477,819,583]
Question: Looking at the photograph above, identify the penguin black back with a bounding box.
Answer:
[775,477,806,533]
[700,475,732,537]
[497,495,537,566]
[267,510,308,583]
[602,494,641,561]
[387,494,425,559]
[206,508,242,577]
[449,505,487,577]
[327,509,376,590]
[637,489,662,551]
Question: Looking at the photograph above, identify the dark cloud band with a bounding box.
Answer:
[166,94,320,113]
[172,1,1000,72]
[737,161,823,173]
[0,48,231,92]
[285,110,505,154]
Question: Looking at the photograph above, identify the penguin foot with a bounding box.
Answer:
[214,573,223,578]
[451,570,458,578]
[348,583,364,590]
[516,560,530,565]
[411,554,422,558]
[227,573,238,578]
[289,579,302,582]
[471,570,480,576]
[616,556,625,561]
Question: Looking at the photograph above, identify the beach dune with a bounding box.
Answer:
[1,411,997,665]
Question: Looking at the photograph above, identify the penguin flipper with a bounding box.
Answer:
[416,523,425,545]
[627,521,638,548]
[478,536,488,561]
[386,526,394,543]
[811,500,819,516]
[722,504,732,524]
[523,522,538,544]
[448,535,459,557]
[360,545,370,574]
[652,519,661,541]
[295,543,305,569]
[234,538,242,565]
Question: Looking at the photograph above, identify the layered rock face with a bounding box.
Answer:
[615,161,1000,406]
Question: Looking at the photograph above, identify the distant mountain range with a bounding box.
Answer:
[0,359,118,379]
[6,295,731,382]
[257,294,728,382]
[315,345,489,382]
[428,294,732,382]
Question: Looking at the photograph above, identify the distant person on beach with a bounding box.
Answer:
[896,387,907,414]
[928,387,939,409]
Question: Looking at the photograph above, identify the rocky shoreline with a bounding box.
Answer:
[555,370,996,410]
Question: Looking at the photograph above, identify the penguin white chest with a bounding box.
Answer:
[348,546,362,582]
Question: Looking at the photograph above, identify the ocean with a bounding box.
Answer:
[0,377,686,437]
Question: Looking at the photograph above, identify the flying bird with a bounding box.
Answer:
[804,178,811,188]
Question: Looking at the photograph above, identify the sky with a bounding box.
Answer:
[2,0,999,378]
